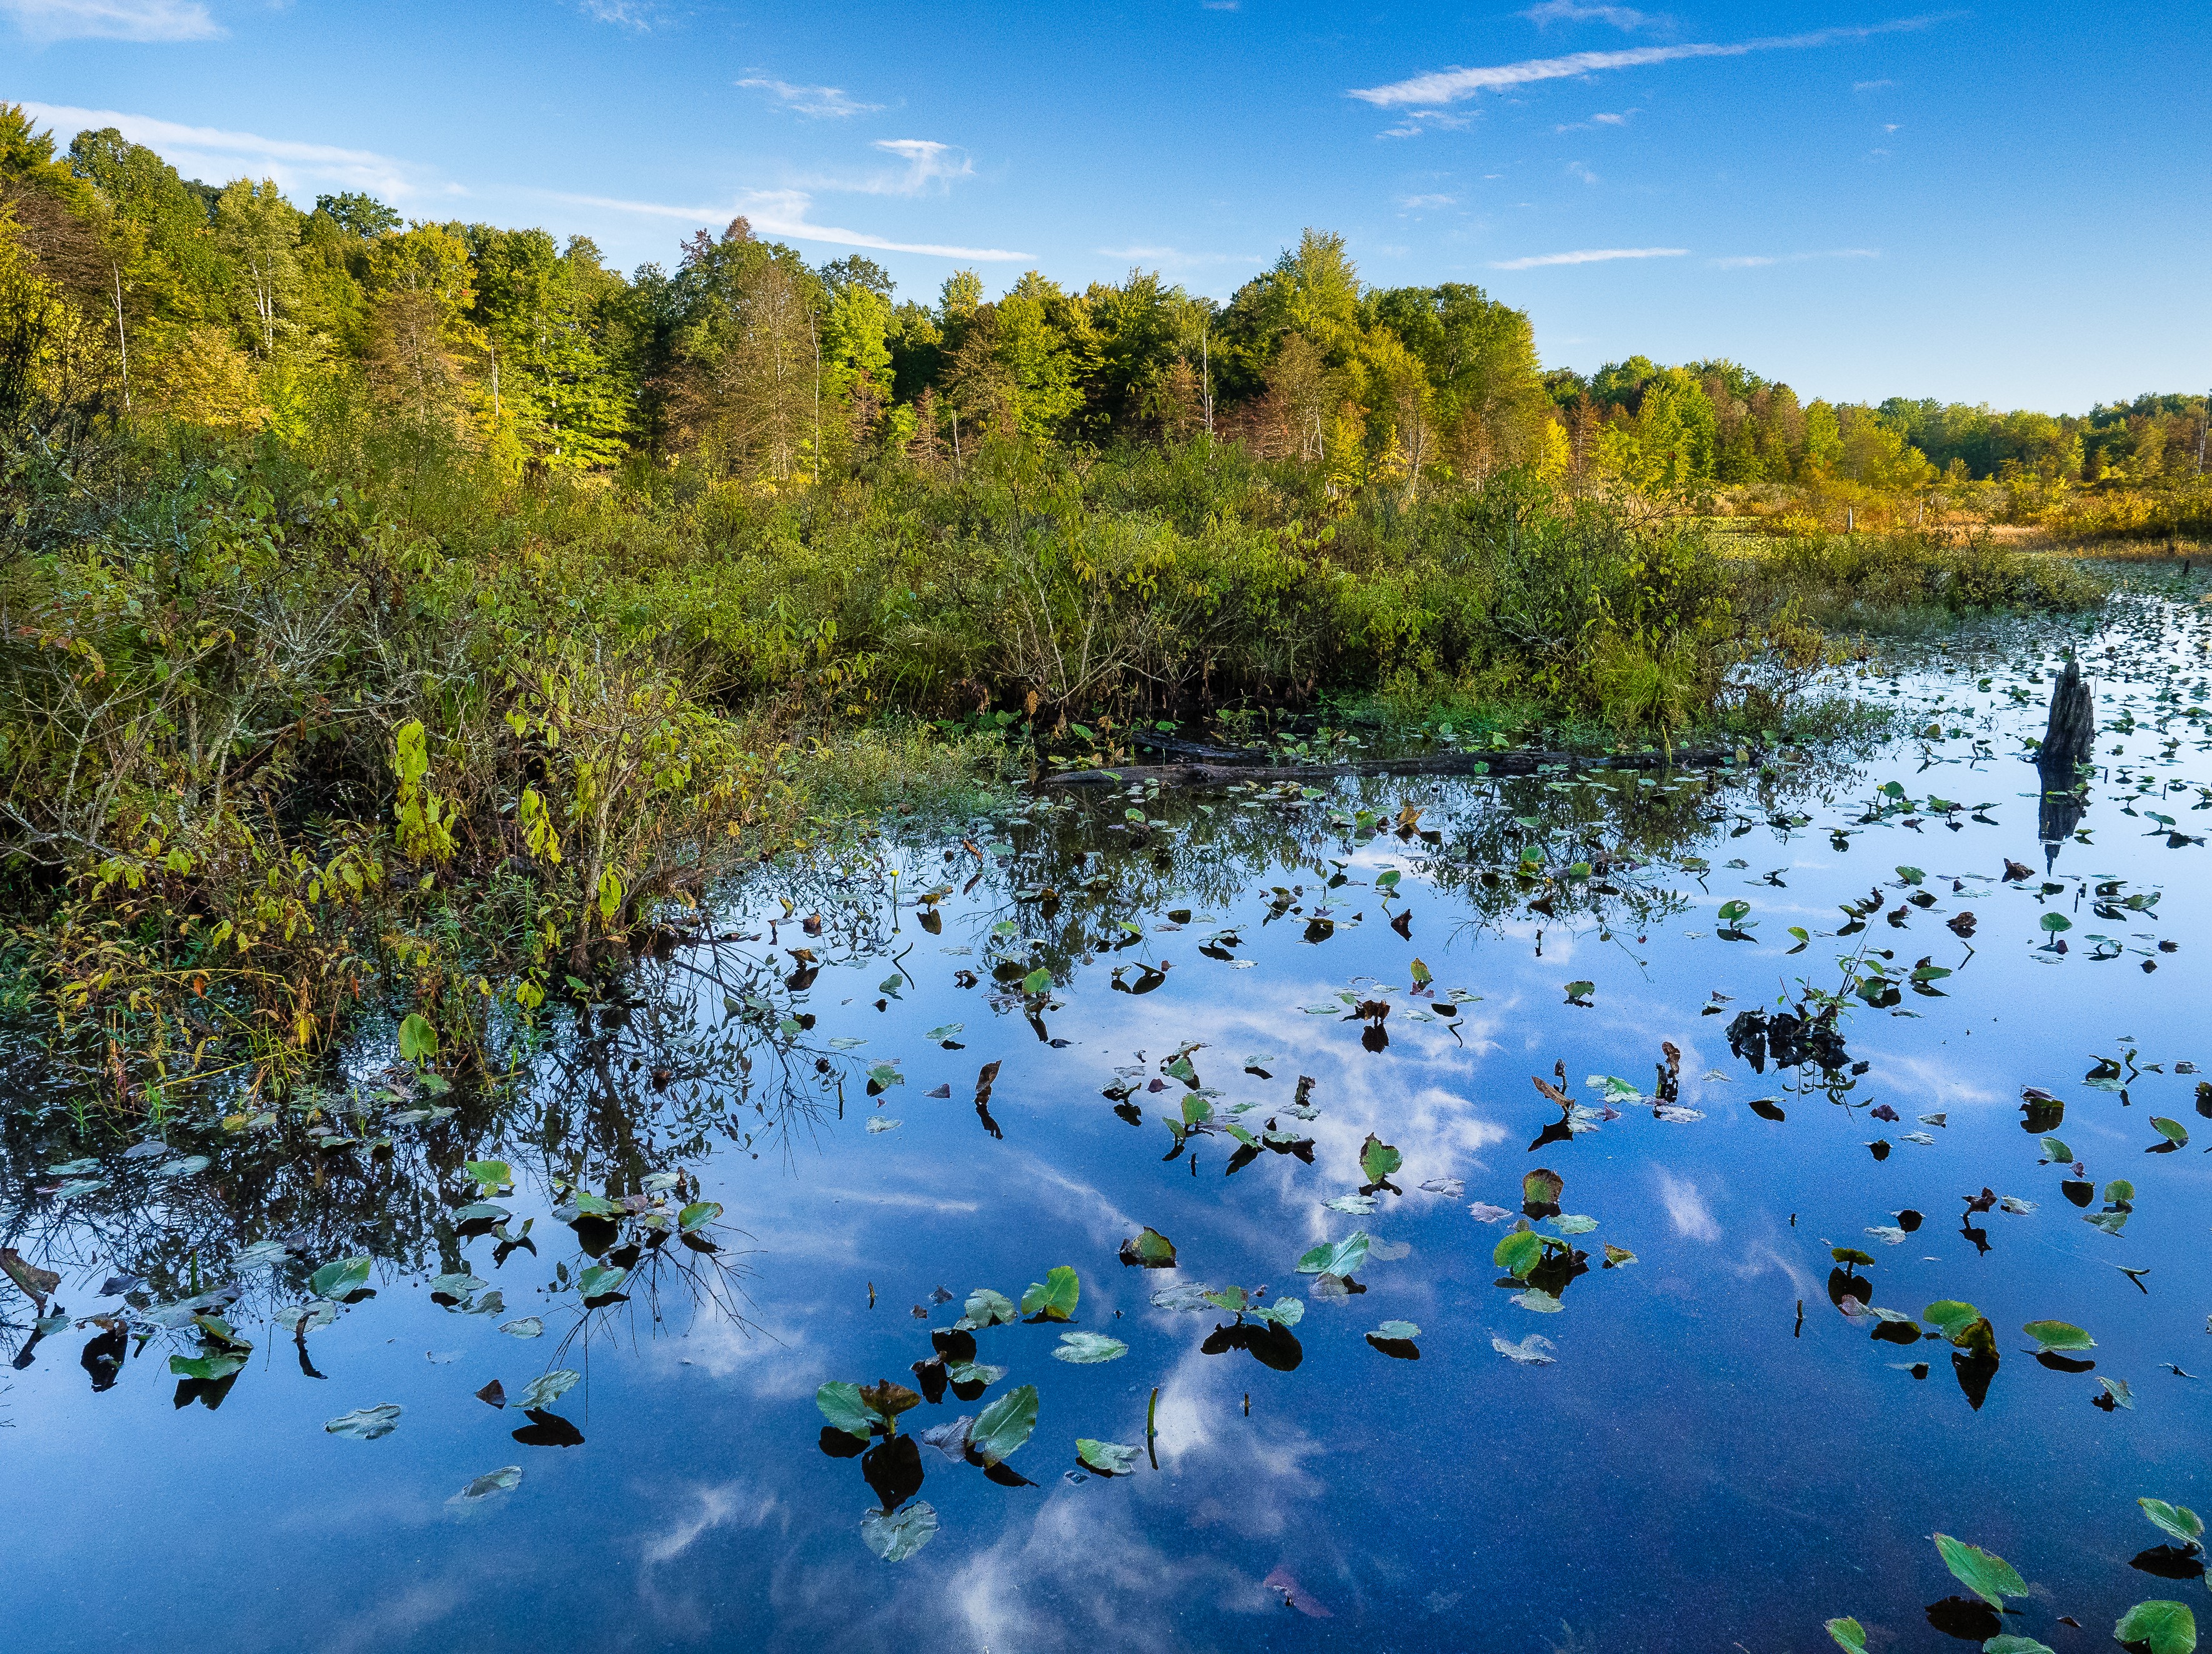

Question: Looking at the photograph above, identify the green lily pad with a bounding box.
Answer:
[860,1500,938,1562]
[516,1370,580,1411]
[2023,1320,2094,1353]
[2115,1600,2196,1654]
[324,1403,403,1440]
[1933,1532,2028,1609]
[1076,1438,1139,1475]
[970,1383,1039,1466]
[2141,1499,2206,1548]
[577,1264,628,1303]
[957,1287,1019,1330]
[1371,1320,1420,1340]
[1825,1620,1867,1653]
[1020,1266,1080,1321]
[1297,1232,1371,1277]
[679,1201,722,1232]
[1359,1133,1402,1184]
[1053,1332,1128,1364]
[817,1382,875,1438]
[499,1317,543,1338]
[2153,1117,2190,1146]
[1550,1214,1598,1235]
[1118,1227,1177,1268]
[309,1256,372,1300]
[1494,1229,1545,1279]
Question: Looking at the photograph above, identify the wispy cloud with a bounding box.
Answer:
[1566,160,1600,184]
[17,101,427,196]
[1396,192,1458,209]
[1711,247,1880,269]
[560,186,1030,261]
[2,0,217,41]
[1491,246,1685,268]
[1520,0,1666,31]
[1350,16,1944,107]
[1378,108,1473,139]
[1710,247,1881,269]
[1654,1168,1721,1242]
[735,76,884,119]
[576,0,661,26]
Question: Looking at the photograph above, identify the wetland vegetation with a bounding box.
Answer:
[6,101,2212,1654]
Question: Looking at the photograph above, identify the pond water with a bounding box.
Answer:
[9,592,2212,1654]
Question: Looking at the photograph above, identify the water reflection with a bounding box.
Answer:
[9,595,2212,1652]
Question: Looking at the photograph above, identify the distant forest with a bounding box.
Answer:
[2,102,2205,505]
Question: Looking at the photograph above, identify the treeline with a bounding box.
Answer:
[6,104,2201,508]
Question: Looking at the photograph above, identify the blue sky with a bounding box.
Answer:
[6,0,2206,410]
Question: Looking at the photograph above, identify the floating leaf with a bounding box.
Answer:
[1933,1533,2028,1609]
[679,1201,722,1232]
[1825,1620,1868,1653]
[1523,1167,1565,1208]
[958,1287,1019,1330]
[1563,981,1595,1003]
[499,1317,543,1338]
[1602,1243,1637,1267]
[324,1403,404,1440]
[2141,1499,2206,1549]
[1358,1134,1402,1185]
[457,1466,522,1500]
[1494,1230,1545,1280]
[1323,1194,1377,1215]
[1551,1214,1598,1235]
[2115,1600,2196,1654]
[577,1265,628,1304]
[970,1383,1039,1465]
[860,1501,939,1562]
[309,1256,372,1300]
[1020,1266,1080,1321]
[1298,1232,1372,1277]
[2023,1320,2095,1353]
[1076,1438,1139,1475]
[817,1382,876,1439]
[1053,1332,1128,1364]
[1118,1227,1177,1268]
[2101,1376,2137,1410]
[2153,1117,2190,1147]
[397,1013,439,1063]
[516,1370,580,1411]
[2040,1136,2074,1162]
[1370,1320,1420,1340]
[1512,1288,1563,1313]
[1493,1333,1557,1365]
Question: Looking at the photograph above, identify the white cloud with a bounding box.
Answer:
[559,186,1031,261]
[1396,193,1458,209]
[1520,0,1665,30]
[577,0,660,24]
[17,101,426,197]
[1592,109,1633,124]
[2,0,216,41]
[1350,17,1941,107]
[1490,246,1686,269]
[1566,159,1600,184]
[862,137,970,195]
[1710,247,1879,269]
[736,76,884,119]
[1653,1167,1720,1241]
[1378,108,1474,139]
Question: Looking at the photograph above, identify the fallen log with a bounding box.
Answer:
[1043,744,1761,787]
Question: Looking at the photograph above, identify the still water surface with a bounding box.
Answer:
[9,594,2212,1653]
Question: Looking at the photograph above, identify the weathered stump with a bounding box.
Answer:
[2036,658,2095,864]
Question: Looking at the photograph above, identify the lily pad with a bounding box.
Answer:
[1825,1620,1867,1653]
[1933,1532,2028,1609]
[957,1287,1019,1330]
[1118,1227,1177,1268]
[456,1466,522,1500]
[817,1382,876,1439]
[2141,1498,2206,1549]
[1493,1333,1557,1365]
[970,1383,1039,1466]
[860,1500,939,1562]
[515,1369,580,1411]
[1297,1232,1371,1277]
[499,1317,544,1338]
[2115,1600,2196,1654]
[1359,1133,1402,1185]
[1075,1438,1139,1475]
[1053,1332,1129,1364]
[1371,1320,1420,1340]
[324,1403,404,1440]
[2023,1320,2095,1353]
[309,1257,372,1300]
[1020,1266,1080,1321]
